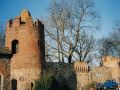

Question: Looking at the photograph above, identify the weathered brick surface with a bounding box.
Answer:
[89,66,112,83]
[11,69,40,90]
[0,58,10,90]
[102,56,120,82]
[46,58,120,90]
[5,9,45,90]
[6,21,44,69]
[72,59,120,90]
[73,61,89,90]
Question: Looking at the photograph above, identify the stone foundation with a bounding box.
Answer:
[0,58,10,90]
[10,69,40,90]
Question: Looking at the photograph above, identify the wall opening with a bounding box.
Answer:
[31,82,33,90]
[0,76,1,87]
[12,40,18,54]
[0,76,1,90]
[38,40,40,46]
[0,75,4,90]
[11,79,17,90]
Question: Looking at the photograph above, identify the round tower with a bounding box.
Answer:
[5,9,45,90]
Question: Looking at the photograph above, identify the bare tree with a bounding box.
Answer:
[110,30,120,58]
[99,37,114,57]
[45,0,100,63]
[99,20,120,58]
[74,31,96,63]
[0,24,5,48]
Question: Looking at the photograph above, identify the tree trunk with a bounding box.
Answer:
[68,54,72,63]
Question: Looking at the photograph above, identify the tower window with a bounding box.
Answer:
[38,40,40,46]
[12,40,19,54]
[0,76,1,87]
[31,82,33,90]
[11,79,17,90]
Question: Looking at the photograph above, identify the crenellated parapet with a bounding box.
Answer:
[7,16,43,28]
[6,9,44,30]
[74,61,89,73]
[73,61,89,89]
[102,56,120,68]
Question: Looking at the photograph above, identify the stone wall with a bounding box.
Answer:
[10,69,40,90]
[102,56,120,82]
[46,60,120,90]
[73,61,89,90]
[46,62,77,90]
[0,58,10,90]
[89,66,112,83]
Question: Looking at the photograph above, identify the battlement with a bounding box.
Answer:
[74,61,89,73]
[102,56,119,62]
[102,56,120,68]
[7,17,43,28]
[7,9,44,28]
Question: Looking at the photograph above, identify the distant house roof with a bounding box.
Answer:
[0,47,12,59]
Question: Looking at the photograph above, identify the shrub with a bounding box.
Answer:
[82,82,96,90]
[34,71,54,90]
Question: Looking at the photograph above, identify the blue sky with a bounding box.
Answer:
[0,0,120,39]
[0,0,50,23]
[94,0,120,38]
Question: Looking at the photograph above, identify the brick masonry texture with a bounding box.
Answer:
[5,9,44,90]
[0,58,10,90]
[11,69,40,90]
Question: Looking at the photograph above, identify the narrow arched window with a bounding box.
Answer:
[31,82,33,90]
[38,40,40,46]
[80,67,81,72]
[76,67,77,72]
[78,67,79,72]
[12,40,18,54]
[82,67,83,72]
[84,67,85,72]
[11,79,17,90]
[0,76,1,87]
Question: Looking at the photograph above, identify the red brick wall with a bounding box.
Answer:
[0,58,10,90]
[5,15,45,70]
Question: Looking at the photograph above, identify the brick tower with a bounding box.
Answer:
[5,9,45,90]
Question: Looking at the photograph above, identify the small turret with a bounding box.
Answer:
[73,61,89,89]
[74,61,89,73]
[20,9,31,22]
